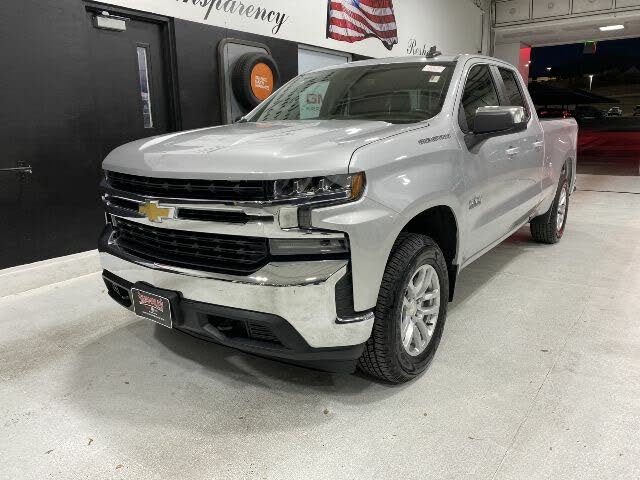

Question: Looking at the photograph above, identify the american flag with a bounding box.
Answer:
[327,0,398,51]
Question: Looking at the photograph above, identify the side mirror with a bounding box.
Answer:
[474,106,527,134]
[466,106,527,148]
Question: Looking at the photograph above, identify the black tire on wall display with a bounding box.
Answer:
[232,52,281,110]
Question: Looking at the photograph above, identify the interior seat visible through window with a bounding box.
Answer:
[349,92,412,117]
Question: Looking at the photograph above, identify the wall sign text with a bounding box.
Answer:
[177,0,288,34]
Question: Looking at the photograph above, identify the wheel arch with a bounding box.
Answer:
[564,156,576,193]
[397,205,460,301]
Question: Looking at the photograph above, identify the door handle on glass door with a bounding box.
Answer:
[0,166,33,174]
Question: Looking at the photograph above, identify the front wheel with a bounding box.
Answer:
[358,233,449,384]
[530,175,570,244]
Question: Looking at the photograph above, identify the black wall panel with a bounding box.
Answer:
[173,20,299,130]
[0,0,104,269]
[0,1,299,269]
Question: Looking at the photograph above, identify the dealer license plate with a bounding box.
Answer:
[131,288,173,328]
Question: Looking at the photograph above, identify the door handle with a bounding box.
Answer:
[533,141,545,150]
[0,166,33,174]
[506,147,520,156]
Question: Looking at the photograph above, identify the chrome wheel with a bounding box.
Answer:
[400,264,441,357]
[556,183,568,234]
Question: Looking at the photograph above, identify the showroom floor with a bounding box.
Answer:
[1,175,639,480]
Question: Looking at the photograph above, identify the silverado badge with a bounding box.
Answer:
[139,201,173,223]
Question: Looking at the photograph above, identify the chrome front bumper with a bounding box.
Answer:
[100,251,374,349]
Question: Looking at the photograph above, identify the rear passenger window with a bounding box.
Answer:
[499,68,529,117]
[459,65,500,133]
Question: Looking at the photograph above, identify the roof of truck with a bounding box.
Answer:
[308,54,512,73]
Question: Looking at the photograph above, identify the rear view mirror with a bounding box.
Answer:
[466,106,527,148]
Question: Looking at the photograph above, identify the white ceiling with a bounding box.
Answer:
[494,9,640,47]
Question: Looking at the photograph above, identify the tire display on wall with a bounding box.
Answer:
[231,52,280,110]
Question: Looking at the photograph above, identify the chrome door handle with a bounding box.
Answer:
[0,166,33,174]
[533,141,545,150]
[506,147,520,156]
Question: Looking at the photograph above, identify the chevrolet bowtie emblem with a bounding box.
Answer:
[139,201,173,223]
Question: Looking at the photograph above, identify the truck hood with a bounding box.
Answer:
[103,120,405,180]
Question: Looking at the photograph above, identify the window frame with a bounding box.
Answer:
[457,63,503,134]
[494,66,531,122]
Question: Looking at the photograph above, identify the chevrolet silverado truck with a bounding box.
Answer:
[99,54,577,383]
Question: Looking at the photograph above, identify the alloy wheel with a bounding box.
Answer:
[400,264,441,357]
[557,183,568,234]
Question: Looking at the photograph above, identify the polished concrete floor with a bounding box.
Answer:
[2,176,639,480]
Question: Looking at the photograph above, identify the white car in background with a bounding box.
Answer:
[607,106,623,117]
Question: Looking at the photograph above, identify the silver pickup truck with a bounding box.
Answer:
[99,54,577,383]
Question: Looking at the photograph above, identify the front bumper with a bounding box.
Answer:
[97,177,389,370]
[99,238,375,370]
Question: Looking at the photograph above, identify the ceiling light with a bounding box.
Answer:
[599,24,624,31]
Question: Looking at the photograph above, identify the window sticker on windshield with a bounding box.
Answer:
[429,75,441,83]
[423,65,446,73]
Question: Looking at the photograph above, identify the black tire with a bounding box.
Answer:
[231,52,280,110]
[530,173,570,244]
[358,233,449,384]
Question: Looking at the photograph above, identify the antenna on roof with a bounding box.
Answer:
[426,46,442,58]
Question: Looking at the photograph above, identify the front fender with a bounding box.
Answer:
[312,196,405,312]
[312,194,463,312]
[313,121,468,311]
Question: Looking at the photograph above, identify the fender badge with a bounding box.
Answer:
[418,133,451,145]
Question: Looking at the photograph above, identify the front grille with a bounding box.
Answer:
[246,322,281,344]
[177,208,271,224]
[113,218,269,275]
[106,171,271,202]
[102,195,272,224]
[107,196,141,214]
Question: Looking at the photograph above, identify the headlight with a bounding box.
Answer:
[273,172,366,203]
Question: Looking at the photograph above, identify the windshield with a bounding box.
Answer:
[247,62,455,124]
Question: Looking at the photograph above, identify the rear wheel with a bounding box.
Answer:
[530,173,569,244]
[358,233,449,384]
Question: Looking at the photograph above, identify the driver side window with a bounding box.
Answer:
[459,65,500,133]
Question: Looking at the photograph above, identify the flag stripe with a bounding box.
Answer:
[327,31,364,44]
[329,8,397,34]
[329,17,397,40]
[350,0,395,17]
[331,5,397,30]
[328,25,398,44]
[328,25,365,38]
